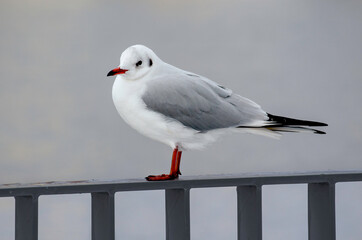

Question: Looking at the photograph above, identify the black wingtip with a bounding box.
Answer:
[267,113,327,127]
[313,129,326,134]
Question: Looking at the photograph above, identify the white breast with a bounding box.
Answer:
[112,77,178,148]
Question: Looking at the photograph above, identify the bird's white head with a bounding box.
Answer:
[107,45,160,80]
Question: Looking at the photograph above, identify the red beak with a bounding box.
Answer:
[107,67,128,76]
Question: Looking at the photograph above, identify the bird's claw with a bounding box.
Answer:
[146,174,179,181]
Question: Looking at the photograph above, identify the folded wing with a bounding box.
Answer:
[142,72,268,132]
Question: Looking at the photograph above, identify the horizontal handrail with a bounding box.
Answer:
[1,170,362,197]
[2,170,362,240]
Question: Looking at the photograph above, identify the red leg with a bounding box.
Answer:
[169,148,178,175]
[146,147,181,181]
[175,151,182,175]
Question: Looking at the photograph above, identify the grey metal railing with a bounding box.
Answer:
[1,170,362,240]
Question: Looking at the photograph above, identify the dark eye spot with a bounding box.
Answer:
[136,60,142,67]
[149,59,153,66]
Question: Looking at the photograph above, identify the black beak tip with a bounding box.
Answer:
[107,71,114,77]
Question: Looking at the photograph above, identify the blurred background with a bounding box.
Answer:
[1,0,362,239]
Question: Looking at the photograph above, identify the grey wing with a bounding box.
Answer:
[142,73,268,132]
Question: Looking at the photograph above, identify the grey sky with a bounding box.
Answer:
[1,0,362,239]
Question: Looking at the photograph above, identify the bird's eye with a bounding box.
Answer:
[136,60,142,67]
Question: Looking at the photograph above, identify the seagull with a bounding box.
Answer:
[107,45,327,181]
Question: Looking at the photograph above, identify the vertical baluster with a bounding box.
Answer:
[92,192,115,240]
[15,195,38,240]
[237,185,262,240]
[165,188,190,240]
[308,182,336,240]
